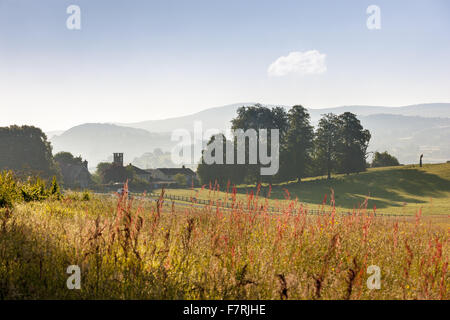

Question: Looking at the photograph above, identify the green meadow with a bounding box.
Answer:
[159,163,450,216]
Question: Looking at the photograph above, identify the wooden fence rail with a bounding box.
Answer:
[146,192,414,217]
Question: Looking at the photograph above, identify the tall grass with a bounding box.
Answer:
[0,181,448,299]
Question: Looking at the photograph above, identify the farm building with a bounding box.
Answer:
[146,166,197,187]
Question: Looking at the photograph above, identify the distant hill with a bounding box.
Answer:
[308,103,450,122]
[49,103,450,168]
[359,114,450,164]
[50,124,173,170]
[119,103,450,133]
[117,103,256,133]
[45,130,65,139]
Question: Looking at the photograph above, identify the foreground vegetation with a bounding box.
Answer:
[0,171,61,208]
[0,182,448,299]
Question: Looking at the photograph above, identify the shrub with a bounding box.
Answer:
[0,171,63,206]
[49,176,62,200]
[0,171,20,208]
[81,190,91,201]
[20,178,48,202]
[371,151,400,167]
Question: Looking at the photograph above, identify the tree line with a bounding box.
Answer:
[1,120,401,191]
[197,104,372,185]
[0,126,91,189]
[0,126,59,179]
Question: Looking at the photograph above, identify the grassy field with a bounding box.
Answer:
[0,165,449,300]
[159,163,450,216]
[0,184,448,299]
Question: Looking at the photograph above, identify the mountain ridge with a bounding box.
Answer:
[116,102,450,133]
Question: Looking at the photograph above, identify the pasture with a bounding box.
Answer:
[0,177,448,299]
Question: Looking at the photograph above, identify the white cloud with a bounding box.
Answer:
[267,50,327,77]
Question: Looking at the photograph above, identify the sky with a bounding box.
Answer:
[0,0,449,131]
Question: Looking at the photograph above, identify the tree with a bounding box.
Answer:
[96,162,112,176]
[371,151,400,167]
[230,104,288,183]
[96,162,131,184]
[174,173,187,186]
[336,112,371,174]
[49,176,62,200]
[54,152,91,188]
[54,152,83,166]
[282,105,314,182]
[125,164,137,180]
[0,125,59,179]
[197,134,243,186]
[314,114,341,179]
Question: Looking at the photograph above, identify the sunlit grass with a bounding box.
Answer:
[160,163,450,216]
[0,185,448,300]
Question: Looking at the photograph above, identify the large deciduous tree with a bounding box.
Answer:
[0,125,59,179]
[230,104,288,183]
[314,113,341,180]
[197,134,244,186]
[282,105,314,182]
[336,112,371,174]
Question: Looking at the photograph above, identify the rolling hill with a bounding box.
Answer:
[269,162,450,215]
[359,114,450,164]
[116,103,254,133]
[161,162,450,216]
[119,102,450,133]
[50,123,173,170]
[49,103,450,169]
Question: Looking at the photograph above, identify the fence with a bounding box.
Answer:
[146,192,414,217]
[96,191,433,218]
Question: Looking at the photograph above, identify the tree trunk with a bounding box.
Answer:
[327,156,331,180]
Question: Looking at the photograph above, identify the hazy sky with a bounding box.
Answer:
[1,0,449,131]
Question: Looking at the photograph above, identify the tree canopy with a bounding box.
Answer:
[371,151,400,167]
[197,104,374,185]
[96,162,131,184]
[335,112,371,175]
[197,134,244,186]
[54,152,85,167]
[0,125,59,179]
[314,113,342,180]
[230,104,288,184]
[281,105,314,182]
[54,151,91,188]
